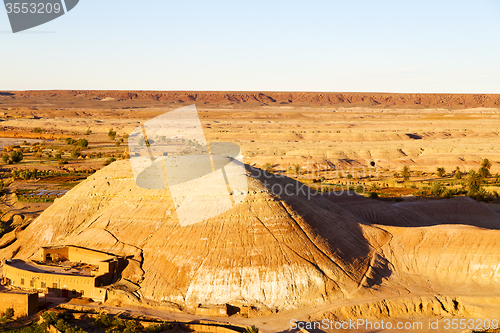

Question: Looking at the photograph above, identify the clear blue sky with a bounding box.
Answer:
[1,0,499,93]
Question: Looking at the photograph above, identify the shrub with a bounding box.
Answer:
[478,167,490,178]
[108,128,117,141]
[55,318,69,332]
[145,322,172,333]
[42,311,59,325]
[402,165,410,181]
[76,138,88,148]
[10,151,23,163]
[65,138,77,145]
[481,158,492,170]
[436,167,446,177]
[2,154,9,163]
[430,182,445,196]
[244,325,259,333]
[12,169,40,180]
[369,192,379,199]
[454,167,463,179]
[95,313,112,328]
[32,127,45,133]
[104,157,116,166]
[3,308,14,319]
[71,150,81,158]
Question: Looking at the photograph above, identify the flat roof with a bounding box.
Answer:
[6,260,95,278]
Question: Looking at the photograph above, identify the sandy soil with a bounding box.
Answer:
[2,91,500,175]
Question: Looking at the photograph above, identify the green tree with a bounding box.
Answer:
[481,158,492,170]
[2,154,9,163]
[108,128,117,141]
[65,138,77,145]
[401,165,410,181]
[10,151,23,163]
[76,138,88,148]
[430,182,445,196]
[71,150,81,158]
[478,158,492,178]
[454,166,463,179]
[466,169,483,196]
[436,167,446,178]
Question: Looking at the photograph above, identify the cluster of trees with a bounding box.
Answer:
[1,151,23,164]
[400,159,493,182]
[64,138,88,148]
[397,159,495,200]
[11,168,44,180]
[42,311,87,333]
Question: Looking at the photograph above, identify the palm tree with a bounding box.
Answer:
[436,167,446,178]
[401,165,410,181]
[481,158,492,170]
[479,158,492,178]
[466,169,483,195]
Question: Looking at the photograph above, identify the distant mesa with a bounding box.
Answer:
[5,90,500,108]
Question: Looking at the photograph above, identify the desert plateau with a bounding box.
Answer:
[0,91,500,333]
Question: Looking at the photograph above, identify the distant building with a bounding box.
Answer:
[1,246,123,302]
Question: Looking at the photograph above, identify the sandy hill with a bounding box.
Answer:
[2,161,500,317]
[0,161,386,310]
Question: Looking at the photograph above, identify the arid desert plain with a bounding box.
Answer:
[2,91,500,333]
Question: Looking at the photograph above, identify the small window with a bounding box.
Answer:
[53,283,58,289]
[30,280,34,287]
[41,282,46,288]
[21,278,24,285]
[80,290,84,295]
